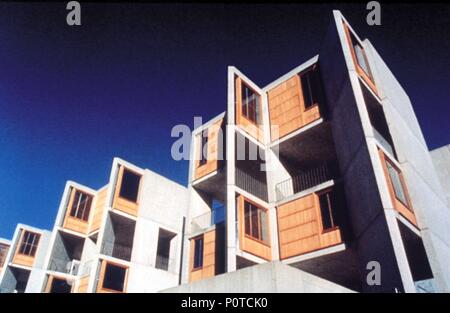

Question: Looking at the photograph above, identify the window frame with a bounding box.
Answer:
[69,189,93,222]
[100,260,128,293]
[241,82,261,125]
[192,235,204,270]
[343,22,378,94]
[198,128,208,167]
[384,157,412,210]
[317,190,339,233]
[243,199,269,245]
[299,64,323,111]
[118,167,142,203]
[0,243,9,267]
[17,230,40,257]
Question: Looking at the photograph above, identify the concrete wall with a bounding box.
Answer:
[163,261,353,293]
[318,11,415,292]
[367,42,450,292]
[430,145,450,206]
[128,167,187,291]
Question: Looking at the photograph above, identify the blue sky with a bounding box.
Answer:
[0,3,449,239]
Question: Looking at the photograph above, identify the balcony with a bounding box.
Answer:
[235,167,268,202]
[275,163,338,202]
[101,241,133,262]
[48,258,80,276]
[190,206,225,234]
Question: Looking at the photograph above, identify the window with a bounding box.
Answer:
[0,243,9,267]
[349,32,373,80]
[69,190,93,221]
[386,161,409,207]
[319,192,336,231]
[300,65,323,109]
[119,168,141,202]
[49,277,71,293]
[102,262,127,292]
[155,228,176,271]
[244,200,268,243]
[198,129,208,166]
[193,236,203,269]
[18,231,40,257]
[241,83,260,124]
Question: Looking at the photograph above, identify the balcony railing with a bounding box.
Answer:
[235,167,268,202]
[101,241,133,262]
[275,163,337,202]
[48,258,80,276]
[79,259,95,277]
[190,206,225,234]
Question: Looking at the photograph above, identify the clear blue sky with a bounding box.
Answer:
[0,3,449,239]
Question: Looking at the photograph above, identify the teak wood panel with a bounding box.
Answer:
[235,76,264,143]
[267,74,321,141]
[277,193,342,260]
[97,259,129,293]
[237,195,272,261]
[343,23,378,95]
[12,230,37,268]
[0,244,10,270]
[112,166,140,217]
[378,150,418,227]
[63,188,90,235]
[189,229,216,283]
[194,118,224,180]
[89,188,107,233]
[75,275,90,293]
[44,275,74,293]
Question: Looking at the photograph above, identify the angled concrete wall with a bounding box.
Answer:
[162,261,353,293]
[430,145,450,206]
[367,42,450,292]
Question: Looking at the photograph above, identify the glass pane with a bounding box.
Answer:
[387,162,408,205]
[354,44,372,78]
[260,210,268,242]
[194,237,203,268]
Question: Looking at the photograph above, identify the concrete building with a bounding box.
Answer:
[1,10,449,294]
[179,10,450,293]
[0,225,51,293]
[0,157,188,293]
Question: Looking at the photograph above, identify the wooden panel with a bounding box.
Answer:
[97,259,128,293]
[12,230,37,268]
[89,188,107,233]
[112,166,140,217]
[268,74,321,141]
[194,118,224,180]
[63,188,94,235]
[0,244,10,271]
[277,193,342,260]
[45,275,74,293]
[237,195,272,261]
[235,77,264,143]
[75,275,90,293]
[12,253,35,268]
[64,216,89,234]
[343,23,378,95]
[378,150,418,226]
[189,229,217,283]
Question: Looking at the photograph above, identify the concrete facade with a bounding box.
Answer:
[180,10,450,293]
[164,261,353,293]
[1,10,449,294]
